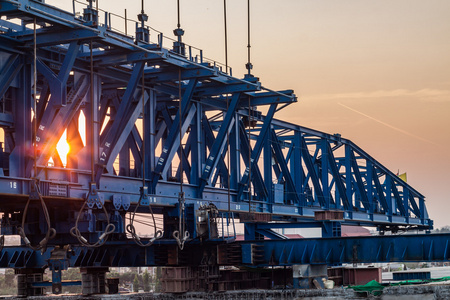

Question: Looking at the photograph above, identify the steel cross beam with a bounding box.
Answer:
[0,54,22,102]
[237,103,278,201]
[161,106,192,182]
[242,233,450,266]
[97,61,145,181]
[1,233,450,269]
[269,129,300,204]
[202,115,231,189]
[198,93,241,195]
[238,121,268,200]
[150,79,198,192]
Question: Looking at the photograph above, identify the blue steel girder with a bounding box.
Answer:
[35,79,50,125]
[161,106,192,183]
[150,79,198,191]
[143,89,157,180]
[0,53,22,102]
[243,233,450,266]
[175,131,193,182]
[96,61,145,182]
[237,103,278,201]
[264,133,274,207]
[372,167,391,213]
[1,233,450,269]
[0,0,156,54]
[347,145,371,212]
[36,41,80,106]
[0,0,88,28]
[0,35,24,54]
[196,80,260,97]
[145,65,219,83]
[8,27,100,47]
[98,92,114,130]
[1,31,265,114]
[202,115,230,189]
[211,151,229,188]
[242,90,295,106]
[199,93,241,195]
[270,129,300,205]
[300,135,326,207]
[323,141,350,210]
[202,90,295,111]
[320,138,330,208]
[94,47,164,67]
[104,90,149,175]
[263,118,430,226]
[8,59,32,178]
[292,132,306,206]
[189,103,204,186]
[238,121,268,201]
[391,177,407,216]
[130,127,144,165]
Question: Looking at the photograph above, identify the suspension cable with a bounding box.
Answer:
[33,18,38,179]
[248,96,252,213]
[246,0,252,74]
[223,0,231,220]
[171,1,189,249]
[142,72,145,188]
[18,17,56,253]
[173,67,190,250]
[69,38,115,247]
[177,0,181,29]
[223,0,228,73]
[125,0,162,246]
[126,60,162,247]
[178,68,184,231]
[245,0,253,211]
[90,39,95,183]
[18,186,57,252]
[69,202,115,248]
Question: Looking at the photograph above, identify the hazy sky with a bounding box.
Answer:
[48,0,450,228]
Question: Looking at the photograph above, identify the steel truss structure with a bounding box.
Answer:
[0,0,442,293]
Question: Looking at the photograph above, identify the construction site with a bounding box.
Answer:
[0,0,449,298]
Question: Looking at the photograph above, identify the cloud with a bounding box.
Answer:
[305,89,450,102]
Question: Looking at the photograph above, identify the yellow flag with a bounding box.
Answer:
[399,172,407,182]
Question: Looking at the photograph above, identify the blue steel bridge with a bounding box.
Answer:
[0,0,446,295]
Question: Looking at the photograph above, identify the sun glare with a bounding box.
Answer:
[56,130,70,167]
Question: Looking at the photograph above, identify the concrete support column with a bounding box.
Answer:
[80,267,108,295]
[15,268,44,297]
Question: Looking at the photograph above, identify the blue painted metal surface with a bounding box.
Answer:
[242,233,450,266]
[0,0,438,274]
[0,232,449,268]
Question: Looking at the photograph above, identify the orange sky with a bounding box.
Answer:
[49,0,450,228]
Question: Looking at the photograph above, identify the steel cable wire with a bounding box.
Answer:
[125,30,162,246]
[18,18,56,253]
[69,39,116,247]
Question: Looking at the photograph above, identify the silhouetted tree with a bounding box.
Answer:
[133,274,139,292]
[143,270,150,292]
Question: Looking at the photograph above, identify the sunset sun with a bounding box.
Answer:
[56,130,70,167]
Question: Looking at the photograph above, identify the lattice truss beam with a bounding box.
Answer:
[0,0,431,247]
